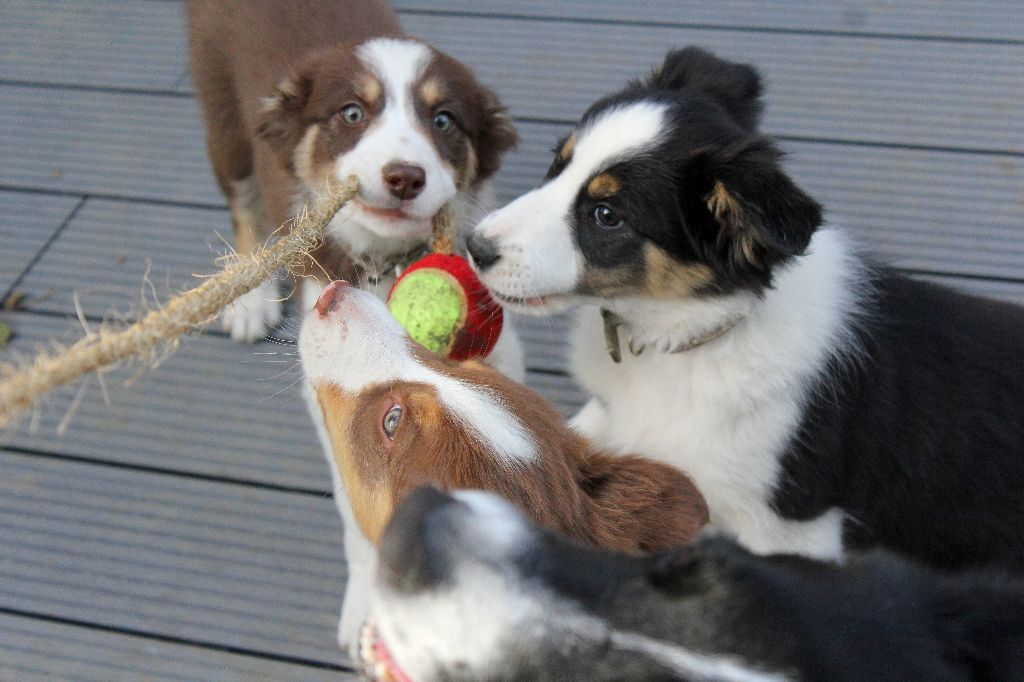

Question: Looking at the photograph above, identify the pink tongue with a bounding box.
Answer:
[373,635,414,682]
[314,279,351,316]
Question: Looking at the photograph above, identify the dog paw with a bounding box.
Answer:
[222,280,282,342]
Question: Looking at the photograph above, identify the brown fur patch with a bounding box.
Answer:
[291,125,321,186]
[579,263,641,298]
[315,342,708,551]
[587,173,621,198]
[315,383,397,543]
[706,180,761,265]
[642,244,714,297]
[560,131,577,161]
[706,180,744,226]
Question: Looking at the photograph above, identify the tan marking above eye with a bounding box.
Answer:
[355,73,382,105]
[560,131,577,161]
[587,172,621,198]
[419,78,445,108]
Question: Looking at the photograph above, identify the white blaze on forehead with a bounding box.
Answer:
[298,289,535,467]
[356,38,432,101]
[564,101,669,189]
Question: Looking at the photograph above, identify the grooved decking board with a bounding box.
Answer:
[394,1,1024,42]
[0,189,79,294]
[0,450,348,668]
[1,312,331,491]
[398,13,1024,153]
[0,0,188,90]
[18,198,233,319]
[0,612,349,681]
[6,99,1021,295]
[0,84,222,206]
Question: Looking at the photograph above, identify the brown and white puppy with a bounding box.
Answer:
[299,280,707,658]
[187,1,518,345]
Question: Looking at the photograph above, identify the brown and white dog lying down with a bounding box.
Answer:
[362,487,1024,681]
[187,0,520,368]
[299,280,708,658]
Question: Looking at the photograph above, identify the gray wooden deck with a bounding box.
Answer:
[0,1,1021,678]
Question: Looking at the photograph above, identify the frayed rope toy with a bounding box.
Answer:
[0,176,506,428]
[0,177,358,428]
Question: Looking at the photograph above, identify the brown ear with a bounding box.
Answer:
[472,84,518,182]
[255,73,314,169]
[580,452,708,553]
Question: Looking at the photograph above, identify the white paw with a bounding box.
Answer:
[222,279,282,342]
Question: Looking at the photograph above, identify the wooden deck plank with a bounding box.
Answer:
[0,0,189,90]
[400,12,1023,153]
[0,189,80,295]
[394,1,1024,43]
[0,612,350,681]
[0,450,348,668]
[17,198,232,319]
[0,84,222,206]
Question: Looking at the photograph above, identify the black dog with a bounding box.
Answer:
[468,47,1024,569]
[360,487,1024,681]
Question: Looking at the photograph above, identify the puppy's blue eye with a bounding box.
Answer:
[433,111,454,132]
[382,405,402,438]
[339,104,364,124]
[593,204,623,229]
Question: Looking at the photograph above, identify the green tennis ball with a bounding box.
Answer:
[387,268,467,355]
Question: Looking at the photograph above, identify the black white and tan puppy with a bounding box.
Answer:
[188,0,519,358]
[467,47,1024,569]
[361,487,1024,681]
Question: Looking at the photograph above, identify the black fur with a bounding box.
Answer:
[377,488,1024,681]
[774,272,1024,569]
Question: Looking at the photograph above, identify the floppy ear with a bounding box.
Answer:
[255,73,314,170]
[648,47,763,130]
[580,452,708,553]
[702,136,822,284]
[472,84,518,183]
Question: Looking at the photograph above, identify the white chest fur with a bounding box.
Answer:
[569,229,865,561]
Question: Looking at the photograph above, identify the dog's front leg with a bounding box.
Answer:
[338,519,375,660]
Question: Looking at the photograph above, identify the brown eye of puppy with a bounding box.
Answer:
[593,204,623,229]
[382,404,402,438]
[337,104,365,124]
[432,110,455,132]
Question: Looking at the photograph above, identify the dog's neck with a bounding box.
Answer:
[597,290,756,361]
[594,229,865,364]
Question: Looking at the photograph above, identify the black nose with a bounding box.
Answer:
[467,233,501,271]
[382,162,426,200]
[377,486,457,593]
